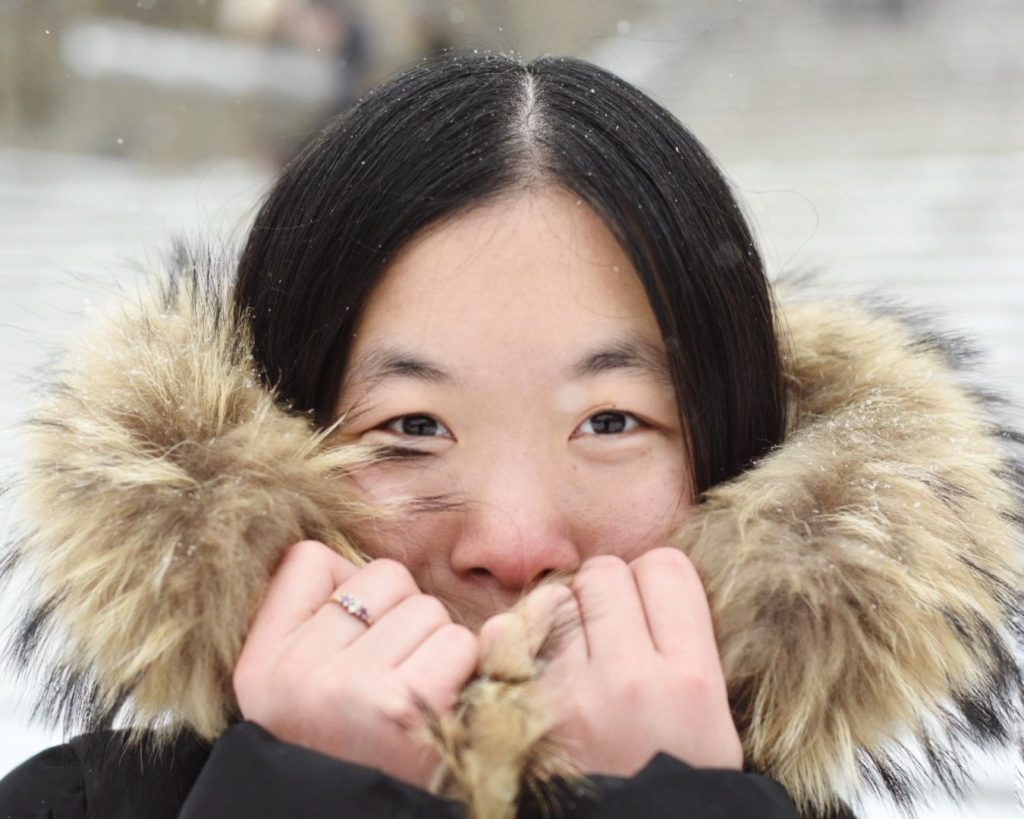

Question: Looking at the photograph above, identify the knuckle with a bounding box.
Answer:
[479,612,513,645]
[582,554,628,572]
[375,682,421,729]
[309,664,355,704]
[547,581,575,601]
[368,558,416,590]
[283,539,327,565]
[575,555,629,590]
[637,547,702,584]
[411,594,451,624]
[639,546,692,569]
[674,668,721,701]
[558,693,595,740]
[443,623,480,660]
[444,622,476,642]
[609,668,647,702]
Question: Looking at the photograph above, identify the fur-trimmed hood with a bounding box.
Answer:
[3,249,1023,818]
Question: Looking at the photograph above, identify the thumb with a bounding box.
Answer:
[479,583,579,679]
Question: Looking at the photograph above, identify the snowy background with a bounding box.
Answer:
[2,0,1022,815]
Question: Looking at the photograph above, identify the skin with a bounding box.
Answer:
[234,186,742,788]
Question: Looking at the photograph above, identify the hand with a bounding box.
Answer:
[483,548,742,777]
[233,540,479,789]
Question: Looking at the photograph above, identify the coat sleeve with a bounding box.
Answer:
[0,729,210,819]
[521,753,800,819]
[179,721,466,819]
[0,743,87,819]
[0,731,806,819]
[185,725,802,819]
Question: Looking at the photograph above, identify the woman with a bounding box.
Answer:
[0,54,1021,819]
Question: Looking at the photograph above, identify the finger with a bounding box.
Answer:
[572,555,653,662]
[291,558,423,658]
[478,583,582,678]
[631,547,719,661]
[245,540,359,655]
[399,623,479,713]
[523,584,588,694]
[354,593,453,667]
[478,611,518,667]
[524,583,585,667]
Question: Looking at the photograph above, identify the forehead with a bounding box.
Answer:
[353,187,660,351]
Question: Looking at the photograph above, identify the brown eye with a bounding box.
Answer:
[575,411,641,436]
[386,414,451,437]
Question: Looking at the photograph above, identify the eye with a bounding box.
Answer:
[385,414,453,438]
[574,410,642,436]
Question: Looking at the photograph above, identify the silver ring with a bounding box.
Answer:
[330,592,373,627]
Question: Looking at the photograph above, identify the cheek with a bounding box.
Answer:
[346,448,691,576]
[345,464,459,576]
[565,457,691,561]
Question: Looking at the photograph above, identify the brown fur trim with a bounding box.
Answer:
[429,589,577,819]
[3,253,1022,817]
[2,247,376,742]
[683,297,1023,813]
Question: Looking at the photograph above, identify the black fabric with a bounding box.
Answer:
[1,721,806,818]
[0,742,86,819]
[520,752,799,819]
[68,730,211,819]
[179,721,465,818]
[0,729,210,819]
[183,724,802,819]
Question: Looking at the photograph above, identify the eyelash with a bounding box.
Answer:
[572,410,643,437]
[384,414,453,439]
[378,410,646,443]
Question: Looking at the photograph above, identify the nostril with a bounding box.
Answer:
[465,566,554,587]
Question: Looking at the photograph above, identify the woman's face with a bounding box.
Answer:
[336,187,691,628]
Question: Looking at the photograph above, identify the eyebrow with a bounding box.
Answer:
[346,346,458,388]
[566,336,672,383]
[346,335,671,392]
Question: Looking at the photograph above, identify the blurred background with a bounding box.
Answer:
[1,0,1022,815]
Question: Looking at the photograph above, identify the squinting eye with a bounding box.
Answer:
[575,411,641,436]
[386,414,452,438]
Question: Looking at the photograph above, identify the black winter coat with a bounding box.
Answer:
[0,721,801,818]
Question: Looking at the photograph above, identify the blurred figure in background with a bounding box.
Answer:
[219,0,371,164]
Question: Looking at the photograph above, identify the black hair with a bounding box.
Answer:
[234,53,787,494]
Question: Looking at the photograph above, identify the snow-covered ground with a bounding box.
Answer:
[1,1,1022,814]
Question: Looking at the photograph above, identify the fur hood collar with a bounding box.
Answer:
[3,249,1023,818]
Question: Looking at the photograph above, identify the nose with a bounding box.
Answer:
[448,464,582,593]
